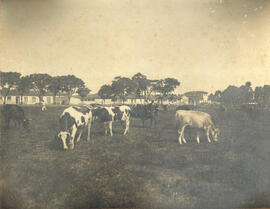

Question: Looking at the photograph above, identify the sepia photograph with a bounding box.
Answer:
[0,0,270,208]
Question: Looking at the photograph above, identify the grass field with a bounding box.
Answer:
[1,105,270,209]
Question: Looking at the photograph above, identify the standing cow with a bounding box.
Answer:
[58,106,92,150]
[1,104,30,131]
[175,110,220,144]
[92,105,131,136]
[131,102,159,128]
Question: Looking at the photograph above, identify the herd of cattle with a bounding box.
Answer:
[1,103,220,150]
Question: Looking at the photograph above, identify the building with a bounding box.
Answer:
[0,90,54,105]
[184,91,209,105]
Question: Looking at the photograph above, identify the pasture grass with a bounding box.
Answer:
[1,105,270,209]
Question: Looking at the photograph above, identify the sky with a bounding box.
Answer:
[1,0,270,94]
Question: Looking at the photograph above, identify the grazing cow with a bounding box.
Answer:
[175,110,220,144]
[92,105,131,136]
[1,104,30,131]
[131,102,159,127]
[58,106,92,150]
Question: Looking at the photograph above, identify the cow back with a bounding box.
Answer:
[92,107,113,122]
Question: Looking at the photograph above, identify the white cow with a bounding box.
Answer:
[58,106,92,149]
[175,110,220,144]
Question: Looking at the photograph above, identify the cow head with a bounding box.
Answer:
[58,131,70,140]
[58,131,70,149]
[211,128,220,141]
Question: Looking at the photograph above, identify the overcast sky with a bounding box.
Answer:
[1,0,270,94]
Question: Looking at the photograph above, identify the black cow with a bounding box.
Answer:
[131,103,159,128]
[1,104,30,130]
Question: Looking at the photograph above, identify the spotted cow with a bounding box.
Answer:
[92,105,131,136]
[58,106,92,149]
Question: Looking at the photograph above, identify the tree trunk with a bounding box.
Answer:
[53,96,56,104]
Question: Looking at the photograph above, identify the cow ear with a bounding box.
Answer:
[58,133,61,138]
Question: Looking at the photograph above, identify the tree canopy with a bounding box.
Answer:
[0,71,21,104]
[77,87,91,101]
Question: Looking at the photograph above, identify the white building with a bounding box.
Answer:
[0,90,54,105]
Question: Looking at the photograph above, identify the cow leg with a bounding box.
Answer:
[178,129,182,144]
[61,138,68,150]
[87,119,91,141]
[196,134,200,144]
[104,122,108,135]
[179,125,188,144]
[206,127,212,143]
[109,121,113,136]
[123,119,129,135]
[70,125,77,149]
[76,128,83,142]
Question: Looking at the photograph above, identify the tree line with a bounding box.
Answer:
[0,71,180,105]
[208,81,270,107]
[98,73,180,104]
[0,72,90,104]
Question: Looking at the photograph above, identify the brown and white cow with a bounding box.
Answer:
[58,106,92,149]
[175,110,220,144]
[92,105,131,136]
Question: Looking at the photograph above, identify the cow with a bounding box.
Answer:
[1,104,30,131]
[175,110,220,144]
[58,106,92,150]
[92,105,131,136]
[130,102,159,128]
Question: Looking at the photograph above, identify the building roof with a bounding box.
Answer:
[184,91,208,97]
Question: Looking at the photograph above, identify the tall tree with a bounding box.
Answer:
[152,78,180,104]
[254,86,263,104]
[60,75,85,103]
[261,85,270,105]
[77,87,91,101]
[220,85,239,106]
[208,90,222,103]
[17,75,32,104]
[111,77,137,103]
[239,81,253,103]
[98,84,114,102]
[29,73,52,103]
[0,71,21,104]
[48,76,63,104]
[132,73,150,98]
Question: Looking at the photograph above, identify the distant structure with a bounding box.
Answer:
[184,91,209,105]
